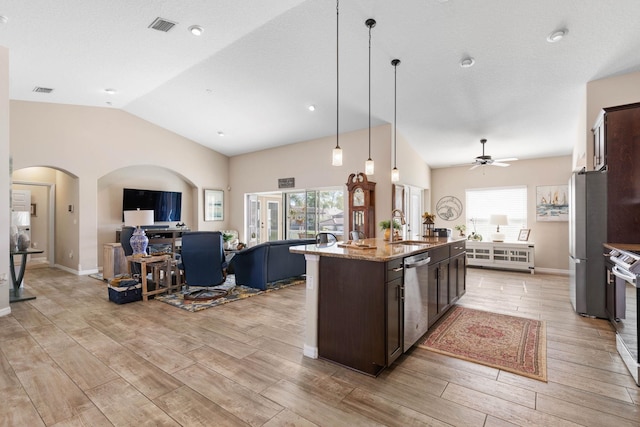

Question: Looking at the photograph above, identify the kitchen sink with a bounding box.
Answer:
[389,240,431,246]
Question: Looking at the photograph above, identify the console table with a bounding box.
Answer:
[466,241,535,274]
[10,248,45,302]
[116,228,189,254]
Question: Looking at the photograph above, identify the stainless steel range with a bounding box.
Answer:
[607,247,640,386]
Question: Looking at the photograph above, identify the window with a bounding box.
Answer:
[465,186,527,241]
[285,188,344,239]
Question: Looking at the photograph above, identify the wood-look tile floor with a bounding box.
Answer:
[1,267,638,426]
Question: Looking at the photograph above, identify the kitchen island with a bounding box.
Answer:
[290,236,466,376]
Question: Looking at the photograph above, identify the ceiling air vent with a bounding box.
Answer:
[148,17,177,32]
[33,86,54,94]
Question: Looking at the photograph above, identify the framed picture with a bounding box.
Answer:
[536,184,568,222]
[204,189,224,221]
[518,229,531,241]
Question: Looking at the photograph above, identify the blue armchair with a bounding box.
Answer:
[231,239,315,290]
[180,231,228,287]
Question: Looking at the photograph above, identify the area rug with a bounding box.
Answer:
[418,306,547,382]
[155,274,305,312]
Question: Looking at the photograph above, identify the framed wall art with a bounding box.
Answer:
[204,189,224,221]
[536,185,568,222]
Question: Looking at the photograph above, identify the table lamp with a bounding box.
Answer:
[124,209,154,256]
[489,214,508,242]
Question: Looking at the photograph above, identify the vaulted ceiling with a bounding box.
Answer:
[3,0,640,168]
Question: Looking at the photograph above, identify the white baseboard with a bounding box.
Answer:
[0,306,12,317]
[534,267,570,275]
[303,344,318,359]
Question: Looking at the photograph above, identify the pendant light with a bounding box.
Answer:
[364,18,376,176]
[332,0,343,166]
[391,58,401,182]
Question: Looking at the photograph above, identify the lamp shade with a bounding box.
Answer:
[124,209,154,227]
[489,214,508,242]
[489,214,508,227]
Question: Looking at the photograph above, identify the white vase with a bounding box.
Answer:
[129,227,149,255]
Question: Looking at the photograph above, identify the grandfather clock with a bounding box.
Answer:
[347,172,376,238]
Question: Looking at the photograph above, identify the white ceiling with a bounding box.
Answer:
[2,0,640,168]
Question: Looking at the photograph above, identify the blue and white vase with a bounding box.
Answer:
[130,227,149,256]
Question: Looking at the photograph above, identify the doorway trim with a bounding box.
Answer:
[13,180,56,267]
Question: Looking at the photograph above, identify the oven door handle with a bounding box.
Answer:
[611,265,637,284]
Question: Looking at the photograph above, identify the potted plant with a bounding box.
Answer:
[467,218,483,241]
[454,224,466,237]
[222,233,235,249]
[379,219,402,241]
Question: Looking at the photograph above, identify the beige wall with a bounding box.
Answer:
[10,101,229,274]
[432,156,572,272]
[229,124,431,241]
[583,71,640,170]
[229,125,391,241]
[1,47,10,314]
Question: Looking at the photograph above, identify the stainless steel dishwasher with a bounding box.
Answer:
[403,252,431,351]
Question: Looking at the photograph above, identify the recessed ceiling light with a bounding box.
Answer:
[189,25,204,36]
[217,131,225,137]
[547,29,567,43]
[104,88,117,94]
[308,105,316,112]
[460,57,475,68]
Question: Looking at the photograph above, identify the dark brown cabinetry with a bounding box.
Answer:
[427,245,451,327]
[318,256,402,376]
[449,242,467,304]
[604,254,626,323]
[593,102,640,243]
[386,258,404,365]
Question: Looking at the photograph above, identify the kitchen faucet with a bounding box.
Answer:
[390,209,406,243]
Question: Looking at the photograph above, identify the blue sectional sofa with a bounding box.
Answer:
[231,239,315,290]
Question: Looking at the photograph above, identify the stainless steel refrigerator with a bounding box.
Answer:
[569,170,607,318]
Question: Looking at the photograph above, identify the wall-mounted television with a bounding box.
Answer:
[122,188,182,222]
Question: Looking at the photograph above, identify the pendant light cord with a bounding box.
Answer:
[368,21,372,161]
[393,61,397,168]
[335,0,340,150]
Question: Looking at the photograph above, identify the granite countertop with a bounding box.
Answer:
[290,236,466,262]
[604,243,640,252]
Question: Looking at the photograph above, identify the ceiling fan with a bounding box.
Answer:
[470,139,518,170]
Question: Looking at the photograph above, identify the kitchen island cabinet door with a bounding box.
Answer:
[318,257,386,376]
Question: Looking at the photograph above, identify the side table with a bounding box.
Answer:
[10,248,45,302]
[126,254,180,301]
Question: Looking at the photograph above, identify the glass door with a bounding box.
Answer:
[246,194,259,245]
[266,199,281,241]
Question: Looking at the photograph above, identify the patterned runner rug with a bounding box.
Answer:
[156,274,305,312]
[418,306,547,382]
